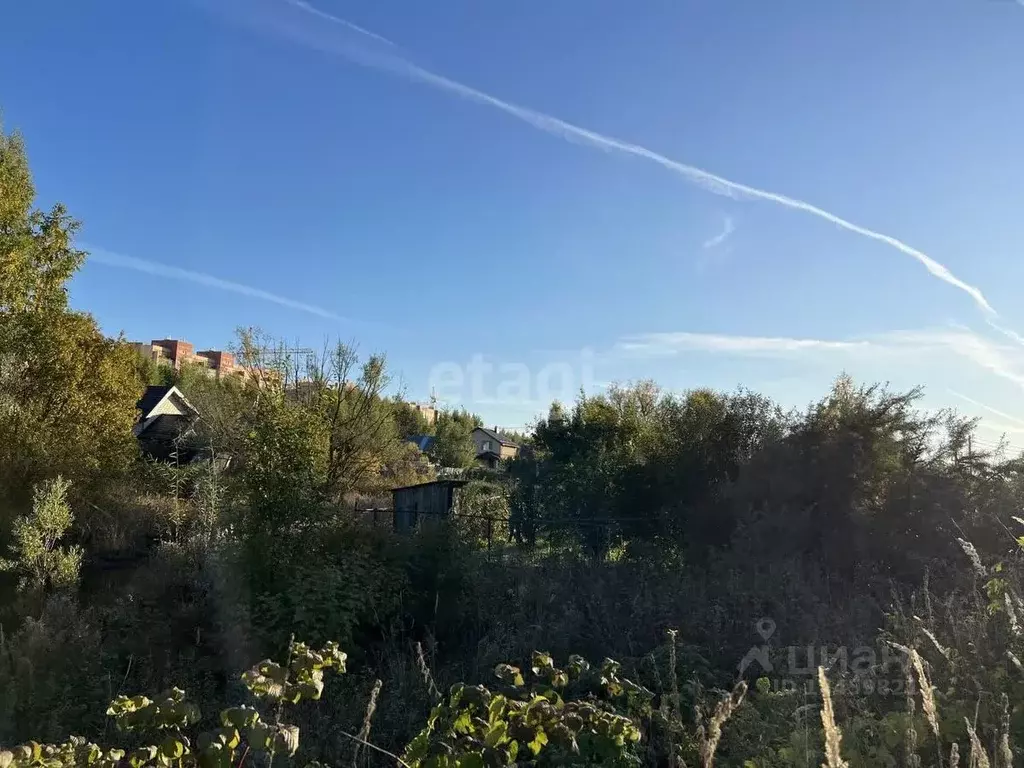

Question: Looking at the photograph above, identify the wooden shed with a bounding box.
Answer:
[391,479,470,533]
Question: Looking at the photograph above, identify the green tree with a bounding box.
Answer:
[508,382,787,557]
[234,328,431,524]
[393,399,434,438]
[240,384,326,530]
[725,376,973,592]
[134,351,165,387]
[0,124,141,513]
[616,385,787,553]
[172,362,252,463]
[0,130,81,315]
[428,409,479,469]
[507,385,658,555]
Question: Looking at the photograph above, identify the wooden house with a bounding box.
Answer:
[391,479,470,533]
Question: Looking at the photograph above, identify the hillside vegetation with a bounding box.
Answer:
[4,122,1024,767]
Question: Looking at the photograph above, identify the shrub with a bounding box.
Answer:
[0,477,82,598]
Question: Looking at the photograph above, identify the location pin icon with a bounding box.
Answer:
[756,618,776,642]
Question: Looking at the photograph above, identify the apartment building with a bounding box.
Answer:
[411,402,438,426]
[132,338,240,379]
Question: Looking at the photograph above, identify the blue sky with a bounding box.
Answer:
[3,0,1024,439]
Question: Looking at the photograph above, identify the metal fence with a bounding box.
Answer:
[352,504,510,549]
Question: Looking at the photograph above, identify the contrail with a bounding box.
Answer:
[281,0,395,45]
[702,215,735,250]
[616,330,873,356]
[947,389,1024,428]
[988,318,1024,348]
[237,0,996,317]
[85,244,348,322]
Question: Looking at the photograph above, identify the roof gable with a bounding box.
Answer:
[473,426,518,447]
[137,386,172,415]
[137,385,198,419]
[390,479,470,493]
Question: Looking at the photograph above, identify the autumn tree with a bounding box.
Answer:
[0,124,140,516]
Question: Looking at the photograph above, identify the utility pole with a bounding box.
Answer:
[281,345,315,365]
[277,345,314,386]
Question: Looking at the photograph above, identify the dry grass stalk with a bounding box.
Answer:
[956,538,987,579]
[415,641,441,704]
[909,649,940,745]
[923,568,935,627]
[905,726,922,768]
[697,681,747,768]
[1008,650,1024,675]
[902,664,921,768]
[965,717,991,768]
[1004,593,1021,637]
[1011,590,1024,632]
[665,629,682,768]
[889,640,942,767]
[817,667,849,768]
[888,639,912,656]
[998,693,1013,768]
[918,624,951,662]
[667,629,682,724]
[340,728,412,768]
[351,678,382,768]
[648,651,664,694]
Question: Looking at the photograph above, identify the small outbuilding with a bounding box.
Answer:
[391,479,470,533]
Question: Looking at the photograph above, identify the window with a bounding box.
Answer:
[483,440,492,452]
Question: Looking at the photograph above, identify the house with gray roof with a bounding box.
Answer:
[471,427,519,469]
[134,385,201,462]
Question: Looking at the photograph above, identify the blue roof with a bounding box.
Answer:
[406,434,436,452]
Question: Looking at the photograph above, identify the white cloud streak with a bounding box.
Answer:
[616,331,872,357]
[244,0,996,316]
[987,318,1024,348]
[883,329,1024,390]
[281,0,395,45]
[947,388,1024,428]
[702,215,735,250]
[977,421,1024,438]
[85,244,348,322]
[616,327,1024,396]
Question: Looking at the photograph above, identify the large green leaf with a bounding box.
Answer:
[483,722,507,748]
